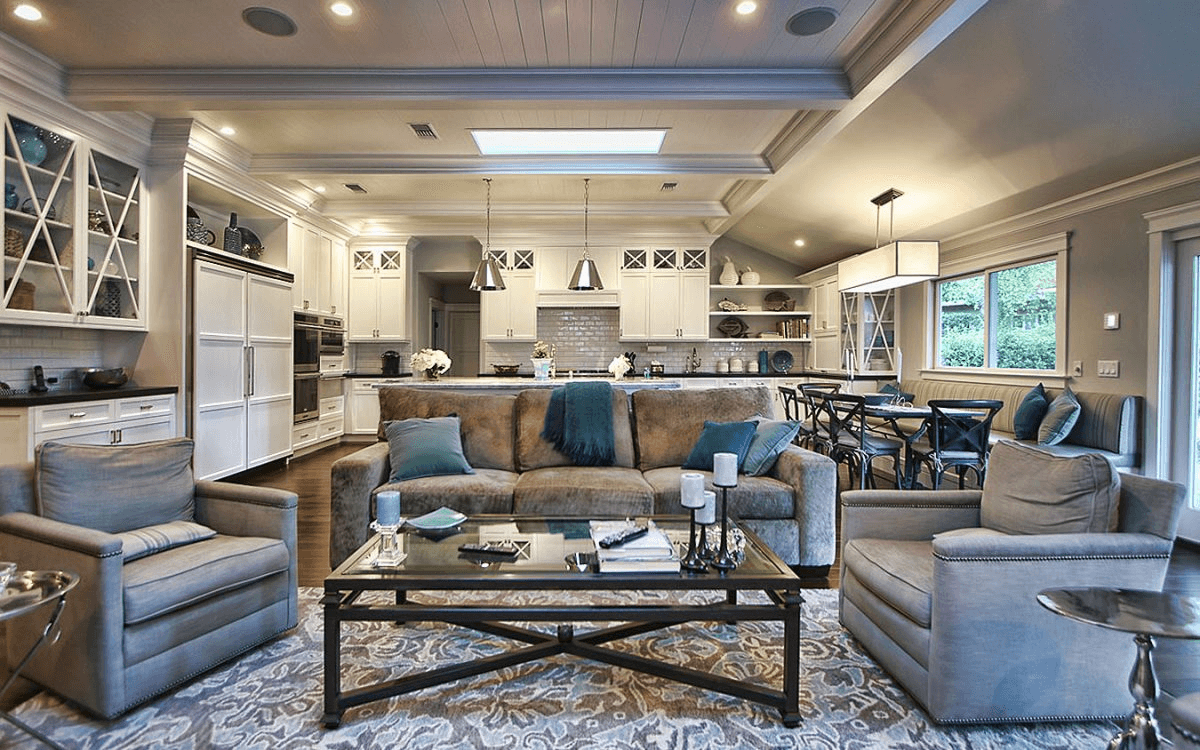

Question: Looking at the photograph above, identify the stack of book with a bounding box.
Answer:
[775,318,810,338]
[588,520,680,573]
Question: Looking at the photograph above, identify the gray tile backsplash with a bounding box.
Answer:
[0,324,108,391]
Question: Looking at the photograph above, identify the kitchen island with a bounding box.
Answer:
[373,376,681,392]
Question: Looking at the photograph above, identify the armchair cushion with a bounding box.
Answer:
[981,441,1120,535]
[843,539,933,627]
[118,520,216,562]
[34,438,194,534]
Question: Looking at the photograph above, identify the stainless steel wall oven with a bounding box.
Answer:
[294,372,320,423]
[294,312,321,374]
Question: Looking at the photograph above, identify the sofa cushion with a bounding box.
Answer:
[743,418,801,476]
[632,387,774,471]
[682,420,757,472]
[643,466,795,518]
[981,440,1120,535]
[119,520,217,562]
[513,467,653,516]
[123,535,289,625]
[384,416,474,481]
[515,388,636,471]
[1039,386,1081,445]
[843,538,934,628]
[375,468,517,517]
[377,387,517,472]
[35,437,195,534]
[1013,383,1049,440]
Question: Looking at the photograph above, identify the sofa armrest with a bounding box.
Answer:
[841,489,982,543]
[330,441,391,569]
[0,512,126,717]
[770,445,837,567]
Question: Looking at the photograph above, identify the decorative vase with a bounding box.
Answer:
[741,267,760,285]
[424,368,440,381]
[13,123,46,167]
[4,183,16,210]
[532,358,553,381]
[719,256,738,286]
[223,212,243,256]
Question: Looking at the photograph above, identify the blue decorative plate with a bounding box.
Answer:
[771,350,794,373]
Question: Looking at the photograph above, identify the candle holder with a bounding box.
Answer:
[711,483,738,571]
[369,520,407,567]
[680,507,707,572]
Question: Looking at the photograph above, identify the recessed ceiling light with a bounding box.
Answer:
[786,7,839,36]
[471,129,666,155]
[794,239,806,247]
[735,1,757,15]
[219,126,236,136]
[329,2,353,17]
[314,185,326,193]
[242,7,298,37]
[13,4,42,21]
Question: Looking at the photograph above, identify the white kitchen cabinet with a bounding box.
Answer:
[291,222,346,316]
[0,392,177,466]
[347,247,407,341]
[618,247,708,341]
[192,256,294,480]
[2,110,148,329]
[535,246,619,290]
[346,378,384,435]
[480,248,536,341]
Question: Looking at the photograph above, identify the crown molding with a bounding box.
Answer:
[66,68,851,110]
[1144,199,1200,235]
[250,153,771,177]
[319,199,727,220]
[941,155,1200,252]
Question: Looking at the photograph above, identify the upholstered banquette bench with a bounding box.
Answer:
[330,385,837,574]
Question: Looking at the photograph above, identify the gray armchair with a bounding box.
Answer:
[839,440,1185,724]
[0,438,298,719]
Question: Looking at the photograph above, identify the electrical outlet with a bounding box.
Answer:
[1098,360,1120,378]
[1071,360,1083,377]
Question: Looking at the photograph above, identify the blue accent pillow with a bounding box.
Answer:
[1013,383,1049,440]
[1038,387,1081,446]
[743,418,801,476]
[880,382,915,403]
[384,416,475,481]
[682,420,758,472]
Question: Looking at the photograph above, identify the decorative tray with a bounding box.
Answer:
[407,507,468,531]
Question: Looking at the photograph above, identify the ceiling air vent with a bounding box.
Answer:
[343,183,368,194]
[409,123,439,140]
[660,182,678,192]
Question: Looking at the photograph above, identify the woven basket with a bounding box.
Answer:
[4,227,24,258]
[4,278,35,310]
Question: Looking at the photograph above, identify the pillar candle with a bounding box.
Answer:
[713,452,738,486]
[376,491,401,527]
[680,472,705,508]
[697,491,717,525]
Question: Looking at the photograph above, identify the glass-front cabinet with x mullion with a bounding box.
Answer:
[1,110,145,328]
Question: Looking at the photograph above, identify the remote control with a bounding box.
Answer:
[458,542,519,557]
[598,525,649,549]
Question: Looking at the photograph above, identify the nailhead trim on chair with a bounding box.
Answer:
[840,502,981,509]
[1172,721,1200,744]
[933,552,1170,563]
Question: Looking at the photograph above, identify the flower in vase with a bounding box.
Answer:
[410,348,452,378]
[531,340,556,359]
[608,355,632,379]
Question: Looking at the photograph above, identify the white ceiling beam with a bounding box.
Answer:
[65,68,851,110]
[249,154,771,177]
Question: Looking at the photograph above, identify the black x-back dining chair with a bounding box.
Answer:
[777,386,807,446]
[798,383,840,454]
[819,392,904,490]
[907,399,1004,489]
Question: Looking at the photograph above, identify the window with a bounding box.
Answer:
[936,257,1059,371]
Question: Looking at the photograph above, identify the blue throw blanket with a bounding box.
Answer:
[541,381,615,466]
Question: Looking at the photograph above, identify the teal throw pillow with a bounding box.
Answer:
[385,416,475,481]
[879,382,915,403]
[1038,387,1081,446]
[682,420,758,472]
[1013,382,1049,440]
[743,418,801,476]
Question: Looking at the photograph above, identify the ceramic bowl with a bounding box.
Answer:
[492,364,520,375]
[81,367,129,389]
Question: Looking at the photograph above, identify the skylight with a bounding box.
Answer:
[470,129,666,155]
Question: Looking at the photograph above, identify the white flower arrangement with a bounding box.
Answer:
[531,340,556,359]
[410,348,452,376]
[608,354,632,379]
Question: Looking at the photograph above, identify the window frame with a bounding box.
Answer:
[926,232,1068,381]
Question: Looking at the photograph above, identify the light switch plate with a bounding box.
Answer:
[1071,360,1083,377]
[1098,360,1120,378]
[1104,312,1121,330]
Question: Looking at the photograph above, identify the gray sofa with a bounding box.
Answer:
[0,438,298,719]
[330,385,837,572]
[839,440,1185,724]
[896,379,1141,469]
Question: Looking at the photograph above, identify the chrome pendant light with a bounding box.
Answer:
[470,178,505,291]
[568,178,604,291]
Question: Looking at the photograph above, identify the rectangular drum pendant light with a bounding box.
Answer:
[838,188,939,293]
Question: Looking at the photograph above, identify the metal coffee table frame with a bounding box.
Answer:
[322,515,803,728]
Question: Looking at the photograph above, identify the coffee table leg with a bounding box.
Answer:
[322,591,343,728]
[1107,633,1161,750]
[781,593,802,727]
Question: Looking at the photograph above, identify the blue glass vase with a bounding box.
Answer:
[13,123,46,167]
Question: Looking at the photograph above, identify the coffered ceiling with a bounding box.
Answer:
[2,0,1198,270]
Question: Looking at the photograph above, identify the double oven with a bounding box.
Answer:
[294,312,345,423]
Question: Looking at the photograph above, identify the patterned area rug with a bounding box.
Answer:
[6,587,1115,749]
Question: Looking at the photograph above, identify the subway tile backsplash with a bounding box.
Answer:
[0,324,109,391]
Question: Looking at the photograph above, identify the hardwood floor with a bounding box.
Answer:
[235,445,1200,700]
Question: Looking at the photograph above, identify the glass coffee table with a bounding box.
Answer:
[322,515,803,728]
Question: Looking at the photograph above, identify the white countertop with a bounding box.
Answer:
[369,377,680,390]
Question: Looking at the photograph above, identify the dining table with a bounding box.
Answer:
[860,401,984,489]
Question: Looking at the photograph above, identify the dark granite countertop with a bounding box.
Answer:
[0,385,179,407]
[347,371,893,381]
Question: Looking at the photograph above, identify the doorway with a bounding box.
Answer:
[445,304,480,377]
[1172,235,1200,539]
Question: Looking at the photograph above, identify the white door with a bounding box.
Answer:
[245,274,294,469]
[1172,236,1200,540]
[193,261,249,480]
[446,306,480,377]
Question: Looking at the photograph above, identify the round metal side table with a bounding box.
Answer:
[1038,587,1200,750]
[0,570,78,750]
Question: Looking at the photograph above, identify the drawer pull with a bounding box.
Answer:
[69,412,87,419]
[139,404,153,410]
